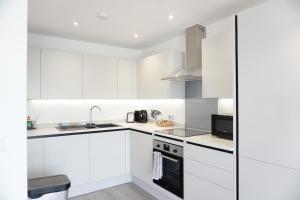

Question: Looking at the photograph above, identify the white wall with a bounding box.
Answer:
[218,99,234,115]
[142,16,234,57]
[0,0,27,199]
[28,99,185,124]
[142,35,186,57]
[28,33,143,59]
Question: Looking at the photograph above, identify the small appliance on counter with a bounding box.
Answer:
[211,114,233,140]
[151,110,174,127]
[134,110,148,123]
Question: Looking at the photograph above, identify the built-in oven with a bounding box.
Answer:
[153,140,183,199]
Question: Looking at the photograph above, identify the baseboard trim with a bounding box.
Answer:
[69,174,132,198]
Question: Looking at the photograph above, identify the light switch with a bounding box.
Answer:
[0,136,6,152]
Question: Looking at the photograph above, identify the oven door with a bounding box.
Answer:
[153,150,183,198]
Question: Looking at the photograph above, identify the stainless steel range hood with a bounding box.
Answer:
[161,24,206,81]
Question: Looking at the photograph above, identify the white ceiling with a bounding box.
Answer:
[28,0,267,49]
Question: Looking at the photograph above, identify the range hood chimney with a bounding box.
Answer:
[162,24,206,81]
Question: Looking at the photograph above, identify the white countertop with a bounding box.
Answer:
[185,134,234,152]
[27,121,234,152]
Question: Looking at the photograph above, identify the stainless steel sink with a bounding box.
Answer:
[85,123,121,129]
[56,123,121,131]
[56,125,86,131]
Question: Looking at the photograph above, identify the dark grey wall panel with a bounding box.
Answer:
[185,81,218,130]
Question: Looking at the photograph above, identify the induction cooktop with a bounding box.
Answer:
[155,128,209,138]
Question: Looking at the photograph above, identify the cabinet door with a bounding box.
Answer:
[138,51,185,99]
[240,157,300,200]
[89,131,126,181]
[117,59,137,99]
[185,173,233,200]
[130,131,153,184]
[27,139,43,178]
[238,0,300,170]
[27,48,41,99]
[41,50,83,99]
[202,21,234,98]
[83,54,117,99]
[44,135,90,186]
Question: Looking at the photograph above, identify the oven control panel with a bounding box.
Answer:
[153,140,183,157]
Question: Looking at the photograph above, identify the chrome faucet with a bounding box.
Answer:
[88,105,102,127]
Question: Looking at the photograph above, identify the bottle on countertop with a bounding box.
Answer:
[27,116,33,130]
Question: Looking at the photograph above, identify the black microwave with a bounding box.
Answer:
[211,114,233,140]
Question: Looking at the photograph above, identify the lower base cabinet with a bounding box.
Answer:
[44,134,90,186]
[240,157,300,200]
[89,131,127,181]
[27,138,44,179]
[185,173,233,200]
[184,143,234,200]
[130,131,153,185]
[28,130,128,188]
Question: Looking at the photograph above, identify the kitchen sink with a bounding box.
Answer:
[56,125,86,131]
[85,123,121,129]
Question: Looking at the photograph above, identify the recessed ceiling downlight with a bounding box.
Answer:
[97,12,109,20]
[73,21,79,26]
[168,14,174,20]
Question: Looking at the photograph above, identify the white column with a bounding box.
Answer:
[0,0,28,199]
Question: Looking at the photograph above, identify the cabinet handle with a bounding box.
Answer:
[162,155,179,163]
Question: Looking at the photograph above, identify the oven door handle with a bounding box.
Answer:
[162,155,180,163]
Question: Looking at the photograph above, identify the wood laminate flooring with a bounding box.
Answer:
[71,183,157,200]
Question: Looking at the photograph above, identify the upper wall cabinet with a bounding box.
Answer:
[117,59,137,99]
[28,48,138,99]
[137,51,185,99]
[83,55,118,99]
[202,18,235,98]
[27,48,41,99]
[41,50,83,99]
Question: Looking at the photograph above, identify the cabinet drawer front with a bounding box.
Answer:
[185,158,233,190]
[185,173,233,200]
[185,143,233,172]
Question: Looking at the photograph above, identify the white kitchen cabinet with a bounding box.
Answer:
[184,143,233,200]
[89,131,127,181]
[238,1,300,199]
[202,18,234,98]
[27,48,41,99]
[185,173,233,200]
[130,131,153,184]
[27,138,44,178]
[117,59,137,99]
[43,135,90,186]
[185,158,233,190]
[41,50,83,99]
[240,157,300,200]
[185,143,233,172]
[83,54,118,99]
[137,51,185,99]
[238,0,300,170]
